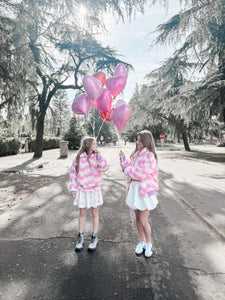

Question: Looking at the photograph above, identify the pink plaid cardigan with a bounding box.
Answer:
[69,152,109,193]
[120,147,158,197]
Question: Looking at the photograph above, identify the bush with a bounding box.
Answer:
[29,138,60,152]
[0,138,21,156]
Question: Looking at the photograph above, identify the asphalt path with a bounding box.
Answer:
[0,144,225,300]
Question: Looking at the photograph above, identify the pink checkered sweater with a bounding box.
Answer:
[69,152,109,193]
[120,147,158,197]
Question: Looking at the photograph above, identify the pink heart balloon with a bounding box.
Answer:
[95,89,112,112]
[110,104,131,132]
[83,75,103,100]
[72,94,91,117]
[114,63,128,80]
[106,76,126,99]
[116,99,126,107]
[92,71,106,85]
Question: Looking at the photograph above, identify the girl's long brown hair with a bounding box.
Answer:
[76,137,96,172]
[131,130,158,163]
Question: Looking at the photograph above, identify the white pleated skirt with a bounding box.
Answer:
[73,190,103,209]
[126,181,158,211]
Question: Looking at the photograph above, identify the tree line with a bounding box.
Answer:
[122,0,225,150]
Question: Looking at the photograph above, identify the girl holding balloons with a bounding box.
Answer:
[70,136,109,251]
[119,130,158,258]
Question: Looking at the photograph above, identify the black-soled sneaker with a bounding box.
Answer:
[88,233,98,251]
[75,233,84,251]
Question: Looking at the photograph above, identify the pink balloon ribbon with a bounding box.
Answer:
[110,104,131,132]
[72,94,91,117]
[106,76,126,99]
[83,75,103,100]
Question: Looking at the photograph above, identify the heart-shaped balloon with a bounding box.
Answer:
[72,93,91,117]
[83,75,103,100]
[110,104,131,132]
[93,71,106,85]
[95,89,112,112]
[114,63,128,80]
[99,111,112,122]
[116,99,126,107]
[106,76,126,99]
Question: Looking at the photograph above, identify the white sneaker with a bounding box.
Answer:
[144,243,153,258]
[88,233,98,250]
[75,233,84,250]
[135,241,145,255]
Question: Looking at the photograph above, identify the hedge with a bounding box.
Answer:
[29,138,60,152]
[0,138,21,156]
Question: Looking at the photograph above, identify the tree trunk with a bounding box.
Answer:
[33,114,45,158]
[181,128,191,151]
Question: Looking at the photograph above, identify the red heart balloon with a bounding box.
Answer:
[93,71,106,85]
[110,104,131,132]
[100,111,112,122]
[106,76,126,99]
[95,89,112,112]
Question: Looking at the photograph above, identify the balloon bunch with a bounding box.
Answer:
[72,63,131,133]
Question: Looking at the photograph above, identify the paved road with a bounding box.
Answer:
[0,144,225,299]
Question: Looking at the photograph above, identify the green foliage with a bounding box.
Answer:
[64,116,85,149]
[0,138,21,156]
[29,138,60,152]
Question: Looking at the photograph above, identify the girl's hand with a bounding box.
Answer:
[72,193,76,199]
[119,150,125,157]
[95,149,100,155]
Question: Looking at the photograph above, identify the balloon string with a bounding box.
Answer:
[116,129,122,148]
[96,120,105,140]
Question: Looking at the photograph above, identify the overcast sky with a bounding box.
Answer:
[98,0,183,101]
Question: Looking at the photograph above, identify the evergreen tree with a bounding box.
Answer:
[64,115,84,149]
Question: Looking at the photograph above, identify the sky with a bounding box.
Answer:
[98,0,183,101]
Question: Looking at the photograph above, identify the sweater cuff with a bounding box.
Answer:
[120,156,126,163]
[71,191,77,194]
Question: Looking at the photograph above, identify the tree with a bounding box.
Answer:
[64,115,84,149]
[153,0,225,127]
[47,90,70,137]
[1,0,147,157]
[128,0,225,150]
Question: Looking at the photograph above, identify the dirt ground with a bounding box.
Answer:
[0,144,224,215]
[0,148,74,215]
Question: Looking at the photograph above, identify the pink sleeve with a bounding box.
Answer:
[123,152,155,180]
[69,159,78,193]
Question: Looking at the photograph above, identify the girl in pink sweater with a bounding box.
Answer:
[119,130,158,258]
[70,137,109,251]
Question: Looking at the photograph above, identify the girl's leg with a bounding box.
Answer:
[91,207,99,233]
[135,210,146,242]
[139,210,151,243]
[79,208,87,233]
